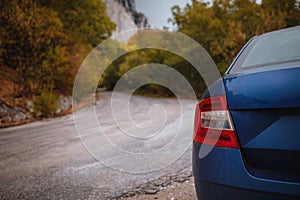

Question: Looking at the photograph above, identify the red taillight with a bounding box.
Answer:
[193,95,239,148]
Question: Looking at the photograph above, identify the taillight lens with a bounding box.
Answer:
[193,95,239,148]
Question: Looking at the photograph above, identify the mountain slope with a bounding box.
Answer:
[103,0,149,41]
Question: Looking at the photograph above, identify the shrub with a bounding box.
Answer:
[34,90,58,117]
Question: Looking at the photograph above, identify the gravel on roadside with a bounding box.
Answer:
[116,171,196,200]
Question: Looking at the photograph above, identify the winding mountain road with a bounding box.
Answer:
[0,92,195,199]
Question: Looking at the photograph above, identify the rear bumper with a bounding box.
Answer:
[194,179,300,200]
[192,142,300,200]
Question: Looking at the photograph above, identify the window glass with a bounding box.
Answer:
[241,28,300,68]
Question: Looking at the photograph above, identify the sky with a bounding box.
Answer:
[135,0,192,29]
[135,0,262,29]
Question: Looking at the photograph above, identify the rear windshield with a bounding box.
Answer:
[229,27,300,73]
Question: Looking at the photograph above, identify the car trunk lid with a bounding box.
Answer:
[224,67,300,182]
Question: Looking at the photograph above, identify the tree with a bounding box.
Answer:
[99,30,207,98]
[257,0,300,33]
[171,0,300,73]
[0,0,70,96]
[0,0,116,98]
[35,0,116,48]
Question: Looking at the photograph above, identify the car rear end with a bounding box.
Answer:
[193,26,300,200]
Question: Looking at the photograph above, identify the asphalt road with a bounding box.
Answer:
[0,92,196,199]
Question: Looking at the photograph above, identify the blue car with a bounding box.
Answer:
[193,26,300,200]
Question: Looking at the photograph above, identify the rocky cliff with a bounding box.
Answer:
[115,0,149,28]
[103,0,149,41]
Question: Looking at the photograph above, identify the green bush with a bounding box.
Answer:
[34,90,58,117]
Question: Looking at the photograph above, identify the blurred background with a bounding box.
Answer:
[1,0,300,123]
[1,1,300,199]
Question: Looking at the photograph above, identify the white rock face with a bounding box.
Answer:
[103,0,149,42]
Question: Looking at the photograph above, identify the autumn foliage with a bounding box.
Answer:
[172,0,300,73]
[1,0,300,102]
[0,0,115,97]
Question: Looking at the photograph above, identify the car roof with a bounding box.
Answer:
[257,25,300,38]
